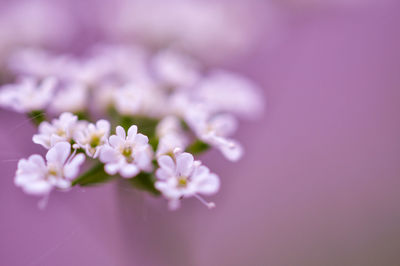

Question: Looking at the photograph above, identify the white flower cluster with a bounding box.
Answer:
[0,45,264,210]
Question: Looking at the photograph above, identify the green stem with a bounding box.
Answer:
[186,140,210,155]
[72,163,115,186]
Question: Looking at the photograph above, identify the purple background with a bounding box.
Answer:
[1,1,400,265]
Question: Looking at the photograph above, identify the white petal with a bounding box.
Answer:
[120,164,139,178]
[22,180,52,196]
[157,155,175,174]
[127,125,138,140]
[46,142,71,164]
[96,119,110,133]
[29,154,46,169]
[109,135,124,148]
[196,173,220,195]
[210,114,238,137]
[32,134,50,149]
[99,146,119,163]
[134,133,148,145]
[64,154,85,180]
[104,163,120,175]
[116,126,126,139]
[135,150,153,171]
[218,139,243,162]
[176,152,194,176]
[155,168,172,180]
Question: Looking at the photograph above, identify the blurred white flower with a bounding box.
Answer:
[194,70,265,119]
[152,48,201,90]
[185,107,243,162]
[50,82,88,114]
[156,116,188,157]
[155,152,220,210]
[114,83,166,117]
[75,119,111,158]
[100,125,153,178]
[33,112,81,149]
[0,76,57,113]
[15,142,85,196]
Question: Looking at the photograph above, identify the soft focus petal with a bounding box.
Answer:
[100,146,119,163]
[127,125,138,140]
[45,142,71,164]
[116,126,126,139]
[157,155,175,174]
[120,164,140,178]
[176,152,194,176]
[64,154,85,180]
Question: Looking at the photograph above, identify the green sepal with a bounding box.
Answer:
[128,172,161,196]
[72,163,115,187]
[186,140,210,155]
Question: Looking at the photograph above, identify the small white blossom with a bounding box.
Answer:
[50,82,88,114]
[113,83,166,117]
[74,119,110,158]
[100,125,153,178]
[185,107,243,162]
[156,116,188,157]
[155,152,220,210]
[0,76,57,113]
[194,70,265,119]
[14,142,85,196]
[33,112,82,149]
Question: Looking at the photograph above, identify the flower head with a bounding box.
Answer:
[194,70,265,119]
[155,152,220,210]
[0,76,57,113]
[33,112,82,149]
[100,125,153,178]
[185,107,243,161]
[50,82,88,114]
[74,119,110,158]
[15,142,85,196]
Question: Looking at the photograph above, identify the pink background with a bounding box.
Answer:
[1,1,400,265]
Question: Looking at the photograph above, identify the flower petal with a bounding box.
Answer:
[109,135,124,148]
[46,142,71,164]
[157,155,175,174]
[196,173,220,195]
[116,126,126,139]
[120,164,139,178]
[64,154,85,180]
[127,125,138,140]
[176,152,194,176]
[99,146,119,163]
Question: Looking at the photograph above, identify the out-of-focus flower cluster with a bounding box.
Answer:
[0,45,264,210]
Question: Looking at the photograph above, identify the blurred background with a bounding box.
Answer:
[0,0,400,265]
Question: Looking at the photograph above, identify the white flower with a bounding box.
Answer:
[156,134,188,158]
[33,112,82,149]
[194,70,265,119]
[113,83,166,117]
[155,152,220,210]
[14,142,85,196]
[156,116,188,157]
[50,82,88,114]
[185,107,243,162]
[100,125,153,178]
[0,76,57,113]
[152,48,200,90]
[74,119,110,158]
